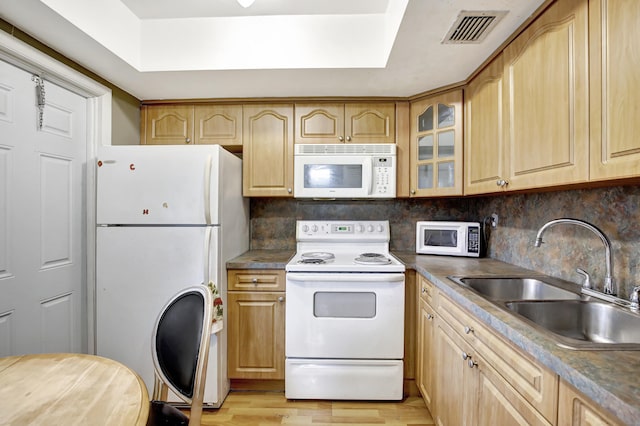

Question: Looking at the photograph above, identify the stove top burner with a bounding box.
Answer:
[298,258,327,264]
[354,252,392,265]
[301,252,335,260]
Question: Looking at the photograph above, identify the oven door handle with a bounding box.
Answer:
[286,273,405,283]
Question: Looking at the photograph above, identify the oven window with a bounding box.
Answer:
[424,229,458,247]
[313,292,376,318]
[303,164,362,189]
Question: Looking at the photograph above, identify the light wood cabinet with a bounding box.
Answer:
[415,275,436,412]
[193,104,242,148]
[502,0,589,191]
[140,104,243,151]
[589,0,640,181]
[433,293,556,426]
[558,379,623,426]
[464,54,506,195]
[294,102,395,144]
[409,90,463,197]
[242,104,294,197]
[227,269,286,380]
[141,105,194,145]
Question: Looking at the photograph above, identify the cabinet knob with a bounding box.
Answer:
[410,189,416,195]
[278,296,285,302]
[252,278,258,284]
[426,313,434,320]
[468,359,478,369]
[496,179,509,187]
[462,352,471,360]
[287,188,292,193]
[464,326,474,335]
[346,136,352,142]
[421,287,429,295]
[185,137,191,144]
[338,136,344,142]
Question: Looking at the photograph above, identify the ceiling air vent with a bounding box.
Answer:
[443,11,507,44]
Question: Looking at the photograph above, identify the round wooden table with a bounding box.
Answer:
[0,353,149,425]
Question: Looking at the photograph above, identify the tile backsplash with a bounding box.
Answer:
[250,185,640,298]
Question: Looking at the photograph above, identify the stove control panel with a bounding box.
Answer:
[297,220,390,242]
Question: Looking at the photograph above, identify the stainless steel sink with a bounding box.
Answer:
[505,300,640,350]
[448,276,583,301]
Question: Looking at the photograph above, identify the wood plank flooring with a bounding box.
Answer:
[197,391,435,425]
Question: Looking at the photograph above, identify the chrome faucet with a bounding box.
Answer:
[534,218,616,296]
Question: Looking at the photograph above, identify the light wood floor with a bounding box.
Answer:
[198,391,435,425]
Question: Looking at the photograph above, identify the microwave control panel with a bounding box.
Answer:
[467,227,480,254]
[373,157,393,195]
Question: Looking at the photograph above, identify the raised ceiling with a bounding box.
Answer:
[0,0,545,100]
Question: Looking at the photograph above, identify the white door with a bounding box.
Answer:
[0,59,86,356]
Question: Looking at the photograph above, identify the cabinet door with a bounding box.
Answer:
[409,90,463,197]
[465,54,507,195]
[141,105,194,145]
[589,0,640,181]
[294,104,344,144]
[503,0,589,190]
[417,298,435,411]
[227,291,285,379]
[242,104,294,197]
[194,104,242,150]
[345,103,396,144]
[558,379,623,426]
[434,317,476,426]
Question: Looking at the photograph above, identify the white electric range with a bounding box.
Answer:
[285,220,405,401]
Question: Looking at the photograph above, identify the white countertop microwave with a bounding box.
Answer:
[294,144,396,199]
[416,221,483,257]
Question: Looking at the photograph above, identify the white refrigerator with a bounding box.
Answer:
[95,144,248,407]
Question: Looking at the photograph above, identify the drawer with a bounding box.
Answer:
[418,274,435,305]
[438,293,558,423]
[227,269,286,291]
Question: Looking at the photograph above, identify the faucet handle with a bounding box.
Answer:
[630,286,640,312]
[576,268,591,289]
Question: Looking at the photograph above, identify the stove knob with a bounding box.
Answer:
[367,225,374,232]
[312,225,318,232]
[302,225,309,232]
[377,225,384,233]
[356,224,364,233]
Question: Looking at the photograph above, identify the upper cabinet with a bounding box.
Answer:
[141,105,194,145]
[242,104,294,197]
[295,103,395,144]
[589,0,640,181]
[409,90,463,197]
[502,0,589,191]
[464,54,506,195]
[140,104,243,151]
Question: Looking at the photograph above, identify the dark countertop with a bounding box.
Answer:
[226,249,294,269]
[227,249,640,424]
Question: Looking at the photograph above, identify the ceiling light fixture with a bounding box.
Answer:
[237,0,255,8]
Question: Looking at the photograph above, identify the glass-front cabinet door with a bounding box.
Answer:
[410,90,463,197]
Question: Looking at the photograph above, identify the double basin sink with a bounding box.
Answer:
[447,276,640,350]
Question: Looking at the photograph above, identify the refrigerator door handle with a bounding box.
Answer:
[203,226,212,286]
[204,154,213,225]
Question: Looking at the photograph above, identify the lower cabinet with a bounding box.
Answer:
[558,379,624,426]
[417,272,627,425]
[227,269,285,380]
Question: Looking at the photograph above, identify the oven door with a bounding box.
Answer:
[285,272,405,359]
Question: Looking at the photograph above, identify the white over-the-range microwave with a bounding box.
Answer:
[294,143,396,199]
[416,221,483,257]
